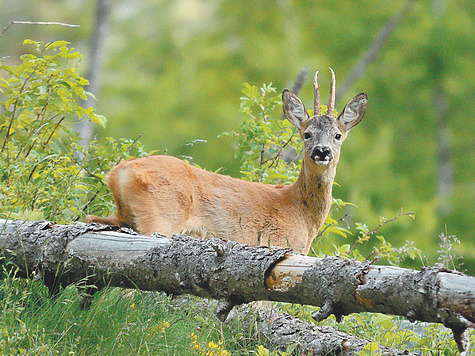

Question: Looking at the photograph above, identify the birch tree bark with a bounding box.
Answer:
[0,219,473,352]
[76,0,112,146]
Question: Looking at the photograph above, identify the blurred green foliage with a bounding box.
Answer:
[0,0,473,271]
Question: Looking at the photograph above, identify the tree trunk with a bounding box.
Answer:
[431,0,453,217]
[76,0,112,146]
[336,0,417,101]
[435,84,452,216]
[0,219,473,352]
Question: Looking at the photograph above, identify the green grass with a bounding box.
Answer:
[0,269,259,355]
[0,267,472,355]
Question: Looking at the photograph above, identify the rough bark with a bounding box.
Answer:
[230,305,417,355]
[168,295,417,355]
[0,219,473,352]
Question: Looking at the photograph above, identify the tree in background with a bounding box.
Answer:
[76,0,112,146]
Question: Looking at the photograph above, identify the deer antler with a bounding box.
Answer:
[326,67,336,116]
[313,71,320,116]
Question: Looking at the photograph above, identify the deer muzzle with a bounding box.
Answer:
[311,146,332,165]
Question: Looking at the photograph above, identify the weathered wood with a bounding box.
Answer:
[169,295,418,354]
[267,255,474,323]
[267,254,474,351]
[230,304,418,355]
[0,219,473,352]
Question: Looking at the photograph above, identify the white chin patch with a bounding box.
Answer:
[315,158,331,165]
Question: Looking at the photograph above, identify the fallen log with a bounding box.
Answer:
[229,304,418,355]
[0,219,473,352]
[170,295,417,355]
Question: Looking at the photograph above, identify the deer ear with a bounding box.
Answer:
[337,93,368,131]
[282,89,310,129]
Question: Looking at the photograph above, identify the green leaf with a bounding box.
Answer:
[91,114,107,128]
[45,40,71,49]
[364,342,379,352]
[340,244,350,253]
[22,39,38,46]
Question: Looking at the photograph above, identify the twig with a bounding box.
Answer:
[1,21,80,38]
[261,133,295,167]
[348,210,415,254]
[79,191,100,220]
[43,117,65,149]
[22,139,39,160]
[259,144,266,167]
[366,210,415,237]
[310,213,350,256]
[1,63,39,155]
[74,161,103,181]
[318,213,350,240]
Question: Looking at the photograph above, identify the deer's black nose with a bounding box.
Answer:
[311,146,332,162]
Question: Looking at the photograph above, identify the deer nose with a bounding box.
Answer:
[311,146,332,162]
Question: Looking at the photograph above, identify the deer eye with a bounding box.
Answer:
[304,132,312,140]
[334,133,342,140]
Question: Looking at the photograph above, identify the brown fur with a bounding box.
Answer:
[86,155,332,254]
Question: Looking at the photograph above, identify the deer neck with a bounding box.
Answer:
[291,156,336,226]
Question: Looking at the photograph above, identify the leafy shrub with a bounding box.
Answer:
[0,40,149,223]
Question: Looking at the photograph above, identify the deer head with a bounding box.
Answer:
[282,68,367,169]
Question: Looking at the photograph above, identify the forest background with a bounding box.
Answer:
[1,0,473,272]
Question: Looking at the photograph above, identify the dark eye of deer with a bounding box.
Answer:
[304,132,311,140]
[334,133,341,140]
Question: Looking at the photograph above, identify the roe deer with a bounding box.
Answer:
[86,68,367,255]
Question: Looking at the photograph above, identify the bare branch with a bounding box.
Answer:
[1,21,80,38]
[367,210,415,237]
[348,210,415,254]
